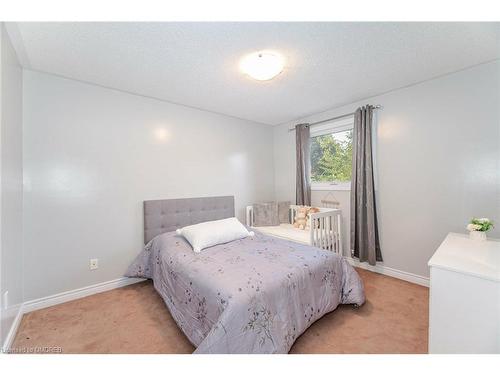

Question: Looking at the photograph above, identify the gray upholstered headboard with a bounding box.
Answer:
[143,196,235,244]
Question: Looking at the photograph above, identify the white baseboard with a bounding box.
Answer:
[2,304,24,352]
[345,257,430,287]
[2,276,144,351]
[23,277,144,313]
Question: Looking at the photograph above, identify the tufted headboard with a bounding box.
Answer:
[143,196,235,244]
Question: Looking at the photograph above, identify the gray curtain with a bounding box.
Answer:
[295,123,311,206]
[350,105,383,265]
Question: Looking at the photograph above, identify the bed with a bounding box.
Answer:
[125,196,365,354]
[246,204,343,253]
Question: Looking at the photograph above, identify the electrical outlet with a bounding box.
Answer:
[89,258,99,270]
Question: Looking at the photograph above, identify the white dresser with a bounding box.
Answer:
[428,233,500,353]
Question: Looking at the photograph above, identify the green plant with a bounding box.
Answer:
[467,218,494,232]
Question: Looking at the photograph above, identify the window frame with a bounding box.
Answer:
[309,115,354,191]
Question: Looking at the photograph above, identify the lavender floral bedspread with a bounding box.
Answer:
[125,230,365,354]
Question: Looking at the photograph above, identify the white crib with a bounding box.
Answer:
[246,204,343,254]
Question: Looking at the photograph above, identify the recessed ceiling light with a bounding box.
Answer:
[240,51,285,81]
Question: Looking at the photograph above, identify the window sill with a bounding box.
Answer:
[311,184,351,192]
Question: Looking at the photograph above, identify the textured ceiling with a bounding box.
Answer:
[10,22,500,125]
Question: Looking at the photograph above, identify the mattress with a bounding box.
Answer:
[252,224,311,244]
[125,230,365,353]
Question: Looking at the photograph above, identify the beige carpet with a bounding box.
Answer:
[12,268,429,354]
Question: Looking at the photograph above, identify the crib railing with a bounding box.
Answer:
[245,204,343,254]
[308,209,343,254]
[246,205,304,227]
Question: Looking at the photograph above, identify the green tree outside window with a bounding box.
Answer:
[310,129,353,182]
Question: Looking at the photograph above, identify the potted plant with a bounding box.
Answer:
[466,218,494,241]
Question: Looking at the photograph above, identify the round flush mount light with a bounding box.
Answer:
[240,51,285,81]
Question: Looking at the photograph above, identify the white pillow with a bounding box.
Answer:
[176,217,254,253]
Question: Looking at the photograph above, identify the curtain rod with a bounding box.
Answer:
[288,105,382,132]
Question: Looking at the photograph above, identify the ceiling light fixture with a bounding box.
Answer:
[240,51,284,81]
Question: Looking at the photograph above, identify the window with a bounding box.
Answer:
[310,116,354,190]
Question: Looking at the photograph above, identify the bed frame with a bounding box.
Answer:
[143,195,235,244]
[246,204,343,254]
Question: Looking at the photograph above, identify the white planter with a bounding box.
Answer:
[469,231,487,241]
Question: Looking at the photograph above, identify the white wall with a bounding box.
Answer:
[16,54,500,301]
[274,61,500,278]
[23,70,275,301]
[0,23,23,346]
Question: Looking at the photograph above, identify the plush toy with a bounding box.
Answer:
[308,207,320,215]
[293,206,309,230]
